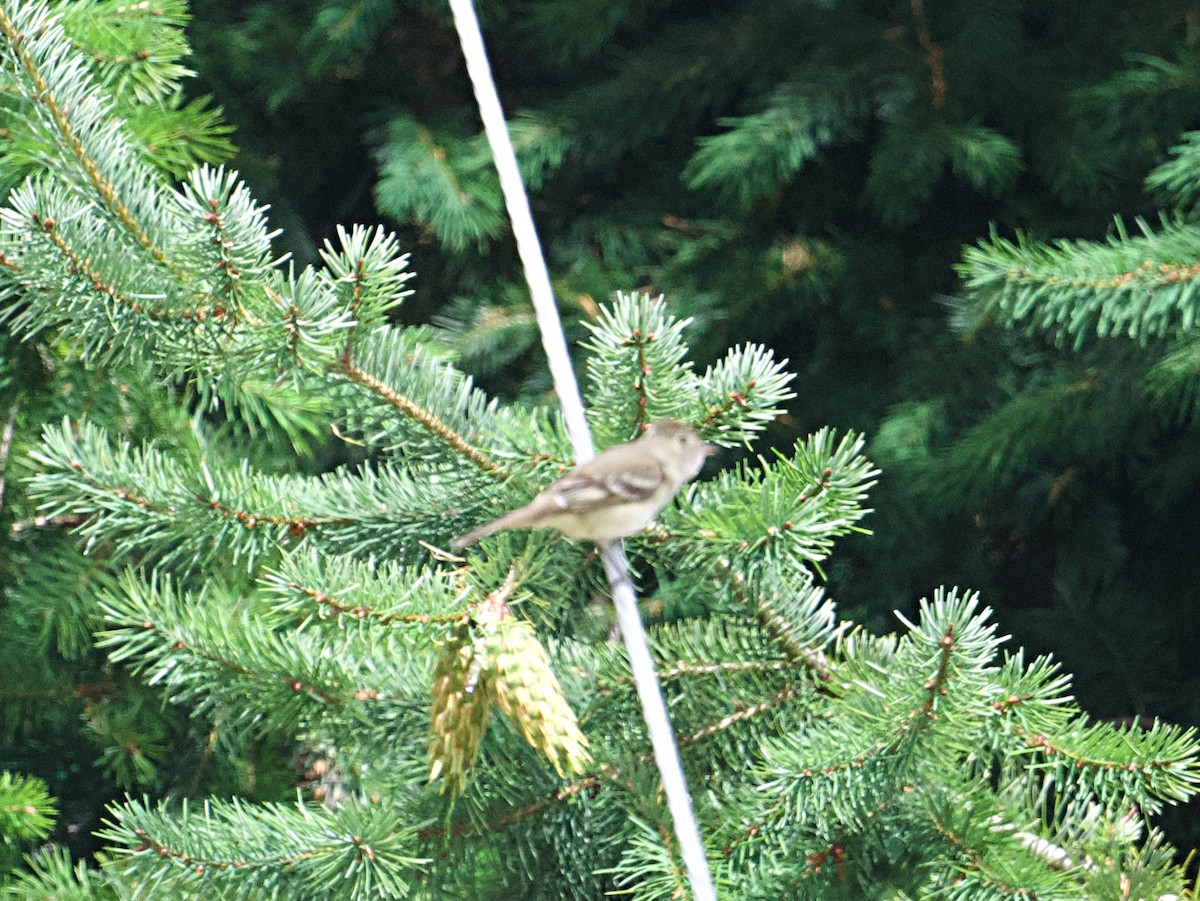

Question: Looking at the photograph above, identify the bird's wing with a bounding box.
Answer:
[547,459,664,512]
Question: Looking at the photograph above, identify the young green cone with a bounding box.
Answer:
[428,622,493,796]
[488,618,591,779]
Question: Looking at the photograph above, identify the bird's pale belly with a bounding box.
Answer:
[540,501,660,540]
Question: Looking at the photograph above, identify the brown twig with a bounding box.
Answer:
[910,0,946,108]
[332,356,504,478]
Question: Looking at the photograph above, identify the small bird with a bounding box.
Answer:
[453,419,714,547]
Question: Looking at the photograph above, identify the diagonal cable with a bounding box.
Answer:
[444,1,717,897]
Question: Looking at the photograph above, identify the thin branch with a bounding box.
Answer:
[284,579,464,626]
[0,4,181,276]
[36,216,211,321]
[331,356,504,478]
[909,0,946,108]
[678,685,801,749]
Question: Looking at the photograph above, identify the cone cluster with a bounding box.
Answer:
[429,609,590,794]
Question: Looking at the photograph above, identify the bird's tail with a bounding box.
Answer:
[452,505,535,548]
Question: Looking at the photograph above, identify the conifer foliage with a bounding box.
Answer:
[1,3,1199,899]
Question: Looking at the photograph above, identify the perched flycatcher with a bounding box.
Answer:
[453,419,713,547]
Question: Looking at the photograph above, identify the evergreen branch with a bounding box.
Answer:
[0,164,308,375]
[921,789,1189,900]
[604,816,691,901]
[318,461,498,559]
[0,845,122,900]
[518,0,638,65]
[626,327,653,427]
[7,512,86,535]
[648,494,849,681]
[923,795,1078,899]
[695,344,796,445]
[0,2,175,272]
[736,591,1004,845]
[1146,129,1200,205]
[677,684,802,750]
[424,620,813,846]
[433,291,541,378]
[57,0,192,105]
[989,651,1078,738]
[372,114,505,251]
[200,197,252,320]
[121,94,237,178]
[417,773,605,842]
[894,589,1006,703]
[867,121,1020,225]
[957,220,1200,346]
[653,567,840,684]
[889,592,1008,745]
[99,797,428,900]
[735,734,903,852]
[171,166,286,323]
[332,354,503,477]
[27,419,490,568]
[0,771,56,844]
[616,619,832,776]
[28,419,313,569]
[329,325,530,484]
[656,658,793,681]
[926,367,1142,507]
[552,1,807,164]
[665,428,877,580]
[1013,719,1200,814]
[96,573,427,735]
[506,112,573,190]
[426,672,803,843]
[278,579,467,627]
[320,225,414,348]
[646,513,848,679]
[35,214,209,322]
[4,533,118,660]
[262,550,470,629]
[1,0,235,181]
[0,400,18,512]
[752,678,960,838]
[750,585,839,683]
[236,266,354,379]
[683,74,867,209]
[1,186,190,360]
[302,0,399,70]
[583,294,796,446]
[203,495,353,537]
[583,293,699,443]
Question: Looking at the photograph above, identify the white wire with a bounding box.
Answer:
[444,0,591,461]
[445,1,717,897]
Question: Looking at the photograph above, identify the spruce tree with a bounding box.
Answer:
[180,6,1200,765]
[2,2,1200,899]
